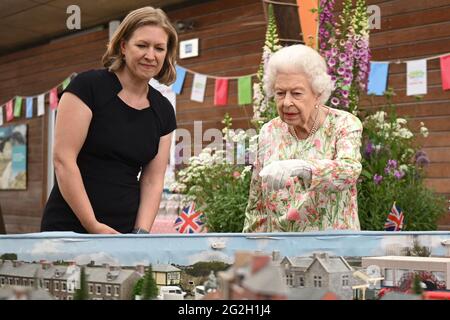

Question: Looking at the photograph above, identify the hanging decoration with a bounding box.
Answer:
[297,0,319,49]
[0,74,74,126]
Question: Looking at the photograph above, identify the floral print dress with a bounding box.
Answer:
[243,107,363,232]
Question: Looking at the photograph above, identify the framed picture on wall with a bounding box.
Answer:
[179,38,199,59]
[0,124,27,190]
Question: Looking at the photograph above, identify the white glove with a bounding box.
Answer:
[259,160,312,191]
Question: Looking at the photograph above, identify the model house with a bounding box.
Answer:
[279,252,354,300]
[0,260,141,300]
[362,256,450,289]
[152,264,182,287]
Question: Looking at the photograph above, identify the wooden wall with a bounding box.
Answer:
[1,0,449,232]
[169,0,266,145]
[0,30,108,233]
[360,0,450,229]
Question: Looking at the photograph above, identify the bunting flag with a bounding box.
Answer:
[26,97,33,119]
[49,88,58,110]
[172,65,187,94]
[406,59,427,96]
[384,202,404,231]
[297,0,319,49]
[440,54,450,91]
[367,62,389,95]
[13,97,22,118]
[37,94,45,116]
[214,78,228,106]
[238,76,252,105]
[62,77,71,90]
[173,202,205,233]
[191,73,207,102]
[5,100,14,122]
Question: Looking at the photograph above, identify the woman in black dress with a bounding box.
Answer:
[41,7,178,234]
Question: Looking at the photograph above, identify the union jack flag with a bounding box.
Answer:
[173,202,205,233]
[384,202,404,231]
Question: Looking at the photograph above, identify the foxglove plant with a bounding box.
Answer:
[252,3,281,130]
[319,0,371,114]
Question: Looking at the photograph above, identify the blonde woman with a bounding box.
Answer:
[41,7,178,234]
[243,45,363,233]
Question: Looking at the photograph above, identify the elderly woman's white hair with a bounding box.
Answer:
[264,44,334,105]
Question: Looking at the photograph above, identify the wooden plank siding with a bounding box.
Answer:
[354,0,450,228]
[1,0,449,232]
[0,29,108,233]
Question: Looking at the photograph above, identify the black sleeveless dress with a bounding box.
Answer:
[41,69,176,233]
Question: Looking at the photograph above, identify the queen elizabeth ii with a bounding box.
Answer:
[243,44,363,232]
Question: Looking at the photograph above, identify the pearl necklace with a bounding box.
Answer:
[289,106,321,140]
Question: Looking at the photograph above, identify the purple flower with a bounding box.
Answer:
[338,53,347,61]
[415,150,427,160]
[364,141,374,158]
[384,159,400,175]
[394,170,405,180]
[415,151,430,167]
[388,159,398,168]
[341,90,349,98]
[330,97,340,106]
[344,72,353,81]
[331,48,338,56]
[337,67,345,75]
[373,174,383,185]
[328,57,337,67]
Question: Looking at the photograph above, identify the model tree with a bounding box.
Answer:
[0,253,17,260]
[74,266,88,300]
[412,273,424,295]
[404,238,431,257]
[142,264,158,300]
[132,278,144,300]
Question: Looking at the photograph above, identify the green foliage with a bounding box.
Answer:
[404,238,431,257]
[252,3,281,130]
[142,265,158,300]
[184,261,230,277]
[358,178,446,230]
[0,253,17,260]
[189,162,251,232]
[132,278,144,300]
[412,274,424,295]
[358,89,446,230]
[265,4,281,52]
[173,114,254,232]
[73,266,88,300]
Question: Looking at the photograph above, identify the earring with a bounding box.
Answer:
[315,104,319,109]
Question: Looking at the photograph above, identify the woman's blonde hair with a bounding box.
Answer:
[102,7,178,85]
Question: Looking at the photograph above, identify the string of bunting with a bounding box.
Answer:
[0,73,77,126]
[172,65,256,106]
[367,52,450,96]
[1,50,448,125]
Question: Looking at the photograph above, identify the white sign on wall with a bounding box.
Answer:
[179,38,199,59]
